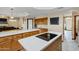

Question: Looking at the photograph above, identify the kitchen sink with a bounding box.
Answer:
[36,33,57,41]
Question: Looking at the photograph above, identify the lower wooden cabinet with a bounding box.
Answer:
[23,30,39,38]
[42,36,62,51]
[0,35,23,51]
[23,32,32,38]
[0,36,12,51]
[13,34,23,40]
[31,30,39,35]
[0,29,48,51]
[39,28,48,33]
[11,39,23,51]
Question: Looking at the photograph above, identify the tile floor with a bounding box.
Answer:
[62,30,79,51]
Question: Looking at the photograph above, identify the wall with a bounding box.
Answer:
[48,15,63,33]
[22,19,27,30]
[18,17,24,29]
[37,15,63,33]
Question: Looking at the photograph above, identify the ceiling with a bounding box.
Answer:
[0,7,79,17]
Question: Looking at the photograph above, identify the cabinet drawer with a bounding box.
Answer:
[31,31,39,35]
[11,39,23,51]
[42,36,62,51]
[13,34,23,40]
[40,29,48,33]
[23,32,32,38]
[0,36,12,42]
[0,39,11,51]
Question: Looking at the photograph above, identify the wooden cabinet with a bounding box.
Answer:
[35,17,48,25]
[13,34,23,40]
[31,30,39,35]
[39,28,48,33]
[12,34,23,51]
[23,32,32,38]
[11,30,39,51]
[0,36,12,51]
[0,34,23,51]
[11,39,23,51]
[23,30,39,38]
[0,29,44,51]
[42,36,62,51]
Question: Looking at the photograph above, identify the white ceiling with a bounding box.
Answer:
[0,7,79,17]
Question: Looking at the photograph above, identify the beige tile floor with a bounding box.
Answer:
[62,30,79,51]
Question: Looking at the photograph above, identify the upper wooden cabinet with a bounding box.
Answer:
[34,17,48,25]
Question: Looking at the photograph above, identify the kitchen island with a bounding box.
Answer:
[0,28,48,51]
[18,32,62,51]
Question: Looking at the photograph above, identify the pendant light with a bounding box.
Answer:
[10,7,14,19]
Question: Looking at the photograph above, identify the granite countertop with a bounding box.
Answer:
[0,29,40,37]
[18,31,62,51]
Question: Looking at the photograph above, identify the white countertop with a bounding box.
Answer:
[18,31,62,51]
[0,29,40,37]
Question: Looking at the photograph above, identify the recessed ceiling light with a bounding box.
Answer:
[34,7,56,10]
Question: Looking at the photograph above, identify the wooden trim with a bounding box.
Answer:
[73,16,76,40]
[73,15,79,40]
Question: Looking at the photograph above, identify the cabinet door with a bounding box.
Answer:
[40,28,48,33]
[42,36,62,51]
[0,36,12,51]
[0,41,11,51]
[31,30,39,35]
[11,39,23,51]
[23,32,31,38]
[35,17,48,25]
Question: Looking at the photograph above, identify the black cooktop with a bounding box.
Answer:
[36,33,57,41]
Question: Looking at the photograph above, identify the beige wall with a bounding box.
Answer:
[48,15,63,33]
[37,15,63,33]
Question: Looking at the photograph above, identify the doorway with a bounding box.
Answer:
[63,16,72,40]
[62,16,79,51]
